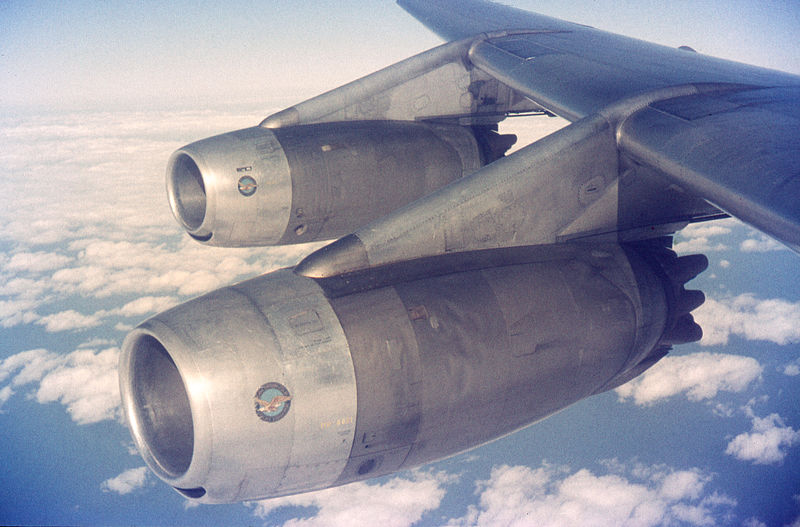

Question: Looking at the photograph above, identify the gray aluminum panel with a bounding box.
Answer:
[167,127,292,245]
[328,287,422,483]
[619,87,800,252]
[261,38,539,128]
[401,0,800,122]
[120,270,358,502]
[296,114,621,278]
[233,270,357,496]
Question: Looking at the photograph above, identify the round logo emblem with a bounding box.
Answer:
[238,175,258,197]
[254,382,292,422]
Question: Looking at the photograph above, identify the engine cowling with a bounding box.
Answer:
[166,121,489,247]
[119,242,705,503]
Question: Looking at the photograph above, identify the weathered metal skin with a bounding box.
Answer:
[119,242,705,503]
[120,269,358,502]
[294,85,739,280]
[165,120,483,247]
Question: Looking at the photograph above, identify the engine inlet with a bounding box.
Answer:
[124,333,194,478]
[168,153,206,231]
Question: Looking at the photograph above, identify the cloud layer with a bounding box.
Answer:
[447,464,733,527]
[0,108,321,335]
[248,462,735,527]
[1,236,321,332]
[0,347,120,424]
[739,234,786,253]
[2,98,797,526]
[673,221,733,253]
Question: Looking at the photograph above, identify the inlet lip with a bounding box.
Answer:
[167,151,209,235]
[120,321,215,491]
[120,329,194,479]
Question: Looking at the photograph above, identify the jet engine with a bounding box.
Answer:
[119,242,706,503]
[166,121,507,247]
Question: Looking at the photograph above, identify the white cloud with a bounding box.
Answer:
[114,322,134,332]
[0,347,120,424]
[658,470,706,501]
[672,238,728,254]
[694,295,800,346]
[0,108,272,252]
[673,221,734,254]
[783,359,800,377]
[725,413,800,465]
[110,296,178,317]
[0,277,47,298]
[504,117,569,154]
[0,348,64,385]
[0,385,14,410]
[615,352,762,406]
[36,309,102,332]
[447,464,734,527]
[35,347,121,424]
[740,235,786,252]
[680,223,734,239]
[0,237,322,331]
[31,238,315,304]
[249,471,448,527]
[78,337,117,349]
[4,251,73,273]
[101,467,150,495]
[0,298,41,328]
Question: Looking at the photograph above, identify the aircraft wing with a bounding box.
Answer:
[398,0,800,120]
[395,0,800,254]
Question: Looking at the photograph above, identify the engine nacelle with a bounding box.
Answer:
[166,121,490,247]
[119,243,705,503]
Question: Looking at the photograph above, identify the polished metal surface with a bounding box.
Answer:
[402,0,800,121]
[121,241,706,501]
[619,87,800,252]
[296,113,621,278]
[167,121,484,247]
[329,243,660,478]
[124,334,193,478]
[399,0,799,253]
[120,270,357,503]
[269,121,482,245]
[166,126,292,245]
[260,38,540,129]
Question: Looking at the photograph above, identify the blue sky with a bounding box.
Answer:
[3,0,799,109]
[1,1,799,526]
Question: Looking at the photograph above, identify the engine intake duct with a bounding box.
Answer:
[166,121,483,247]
